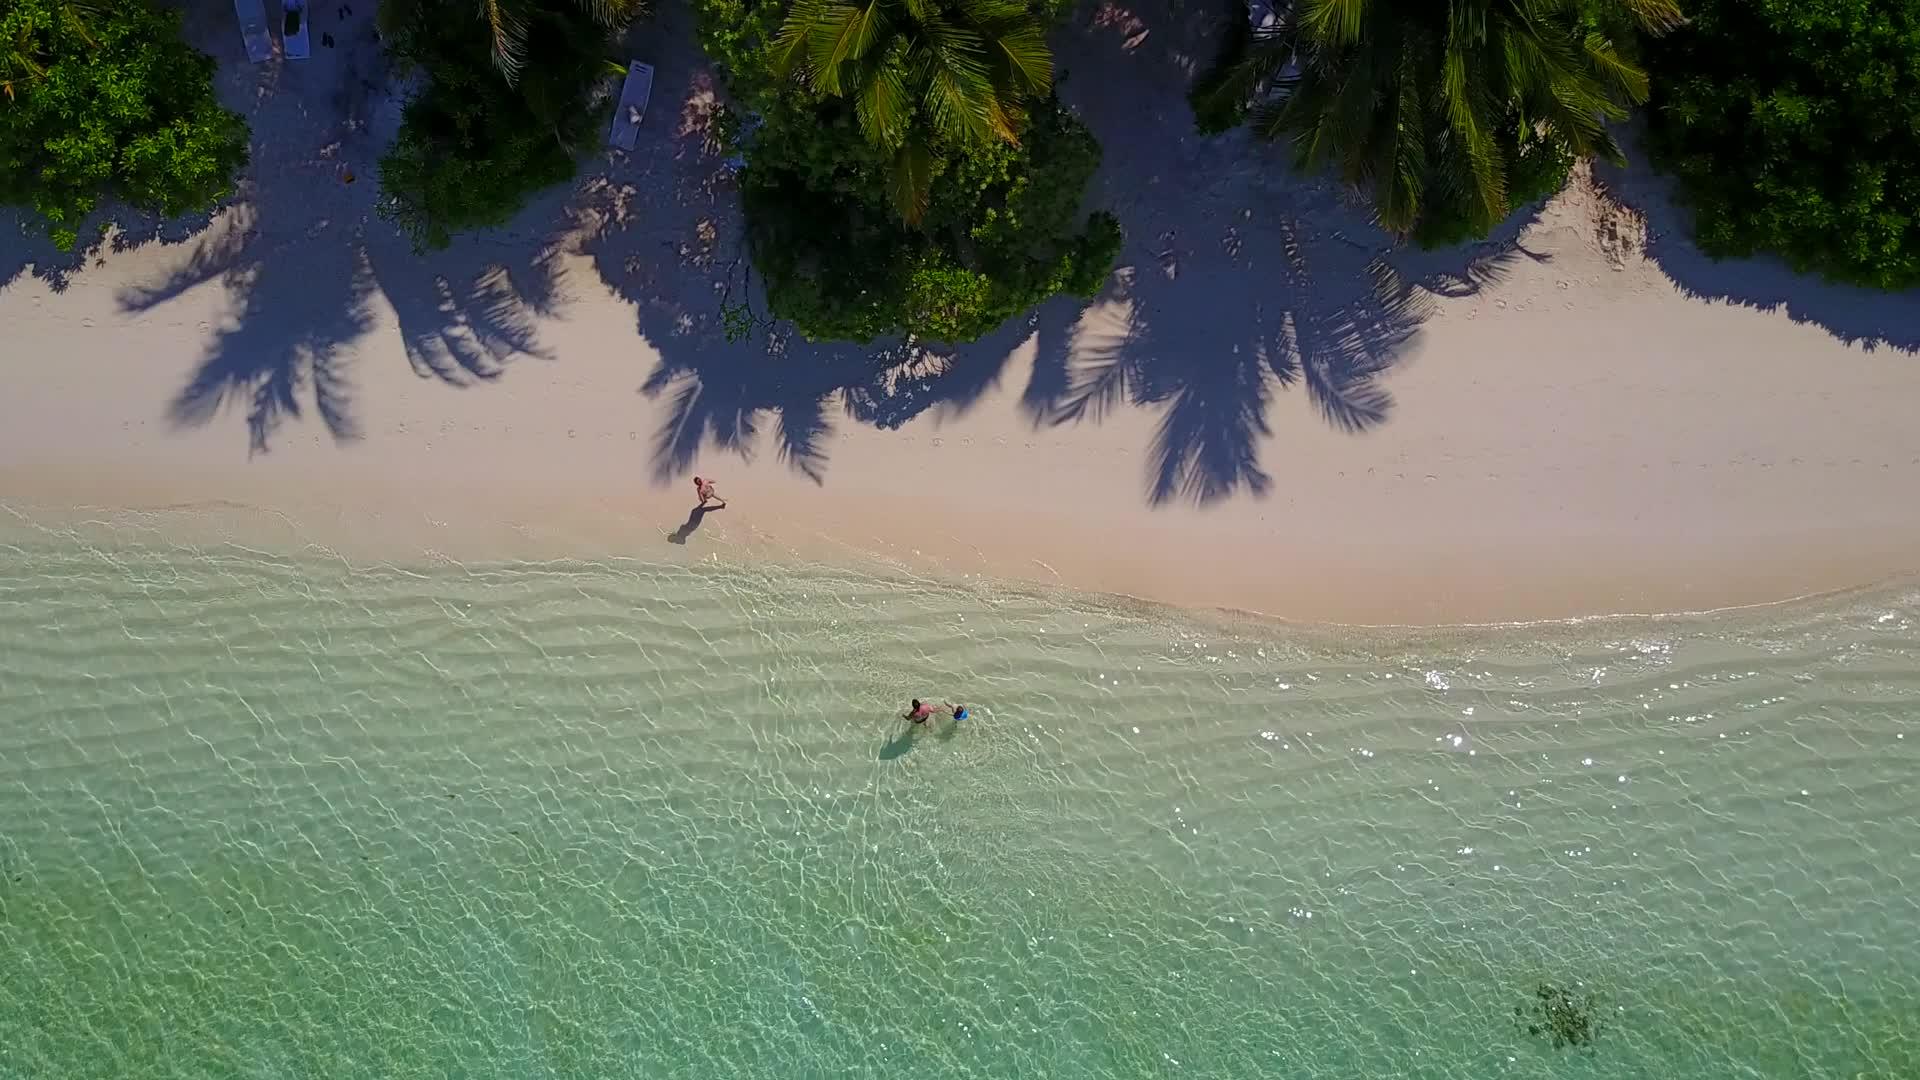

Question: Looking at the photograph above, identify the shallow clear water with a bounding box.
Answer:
[2,514,1917,1079]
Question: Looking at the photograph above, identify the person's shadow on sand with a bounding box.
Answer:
[667,503,720,544]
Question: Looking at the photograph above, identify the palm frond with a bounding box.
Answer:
[818,0,891,83]
[1320,31,1386,176]
[918,25,996,144]
[1277,63,1343,164]
[887,140,935,222]
[1585,123,1627,166]
[985,92,1024,143]
[924,64,994,144]
[1619,0,1684,32]
[1202,32,1300,125]
[1580,32,1649,104]
[785,0,1053,167]
[1441,36,1504,221]
[1541,81,1610,154]
[572,0,643,28]
[917,13,989,79]
[1373,52,1426,231]
[1298,0,1370,46]
[983,20,1051,96]
[771,0,831,78]
[804,5,860,92]
[479,0,529,81]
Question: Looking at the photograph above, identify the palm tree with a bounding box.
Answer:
[770,0,1054,222]
[1209,0,1681,235]
[376,0,644,83]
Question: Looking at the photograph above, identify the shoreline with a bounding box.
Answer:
[3,336,1920,622]
[5,485,1917,641]
[5,3,1920,626]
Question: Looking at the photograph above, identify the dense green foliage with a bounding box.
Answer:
[1645,0,1920,288]
[377,0,619,250]
[771,0,1052,220]
[744,98,1119,342]
[0,0,249,249]
[696,0,1119,343]
[1201,0,1676,242]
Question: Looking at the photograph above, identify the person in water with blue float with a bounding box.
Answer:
[904,699,968,724]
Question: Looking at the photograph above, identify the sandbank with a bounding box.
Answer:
[3,0,1919,625]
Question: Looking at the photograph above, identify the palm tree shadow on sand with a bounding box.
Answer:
[103,0,1536,499]
[1001,0,1556,506]
[572,0,1568,508]
[112,13,566,455]
[566,1,1514,507]
[1019,207,1543,505]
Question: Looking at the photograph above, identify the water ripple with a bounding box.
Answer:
[0,518,1916,1077]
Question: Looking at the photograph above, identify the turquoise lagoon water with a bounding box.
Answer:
[1,512,1917,1079]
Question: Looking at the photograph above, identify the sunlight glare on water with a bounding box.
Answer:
[1,512,1917,1078]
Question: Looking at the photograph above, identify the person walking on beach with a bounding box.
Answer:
[693,475,725,509]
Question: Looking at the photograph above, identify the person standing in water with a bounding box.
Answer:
[693,475,726,509]
[903,699,968,724]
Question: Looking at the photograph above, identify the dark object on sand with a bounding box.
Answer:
[321,31,334,46]
[1514,983,1604,1050]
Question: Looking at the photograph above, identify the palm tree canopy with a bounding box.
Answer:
[377,0,644,83]
[1232,0,1679,234]
[771,0,1053,220]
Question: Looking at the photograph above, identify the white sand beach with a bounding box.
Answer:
[4,0,1919,624]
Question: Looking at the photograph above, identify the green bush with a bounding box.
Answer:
[0,0,249,249]
[377,0,615,250]
[741,98,1121,343]
[1066,211,1124,297]
[693,0,1117,344]
[1645,0,1920,288]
